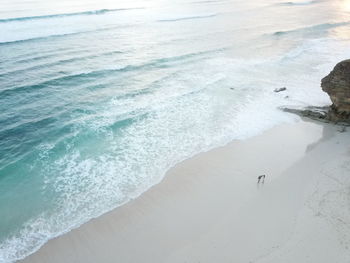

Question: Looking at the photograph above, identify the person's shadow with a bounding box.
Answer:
[256,178,265,189]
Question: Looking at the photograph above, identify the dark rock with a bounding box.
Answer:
[282,106,329,121]
[338,126,346,133]
[274,87,287,92]
[281,106,350,126]
[321,59,350,122]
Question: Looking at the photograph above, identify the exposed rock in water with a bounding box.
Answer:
[321,59,350,122]
[338,126,346,132]
[282,105,350,126]
[274,87,287,92]
[281,106,330,122]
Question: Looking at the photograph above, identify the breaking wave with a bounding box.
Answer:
[0,8,144,23]
[277,0,317,6]
[273,21,350,36]
[157,13,218,22]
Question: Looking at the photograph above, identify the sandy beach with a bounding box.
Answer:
[20,119,350,263]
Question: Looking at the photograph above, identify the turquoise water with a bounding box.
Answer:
[1,0,350,261]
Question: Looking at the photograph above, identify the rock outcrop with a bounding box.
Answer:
[282,106,328,122]
[321,59,350,122]
[281,59,350,125]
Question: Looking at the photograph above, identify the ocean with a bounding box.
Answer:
[0,0,350,261]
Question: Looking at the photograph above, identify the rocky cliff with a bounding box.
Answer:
[321,59,350,122]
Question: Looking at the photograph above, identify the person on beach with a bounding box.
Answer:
[257,174,266,183]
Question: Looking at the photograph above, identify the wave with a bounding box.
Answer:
[192,0,218,3]
[273,21,350,36]
[0,48,228,98]
[0,31,98,46]
[157,13,218,22]
[4,49,86,68]
[277,0,317,6]
[0,8,144,23]
[191,0,227,4]
[0,24,132,45]
[0,50,123,77]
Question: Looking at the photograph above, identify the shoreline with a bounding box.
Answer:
[21,119,350,263]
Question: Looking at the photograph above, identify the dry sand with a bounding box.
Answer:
[21,119,350,263]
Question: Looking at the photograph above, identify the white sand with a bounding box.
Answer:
[21,120,350,263]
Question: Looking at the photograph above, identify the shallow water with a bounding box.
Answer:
[0,0,350,261]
